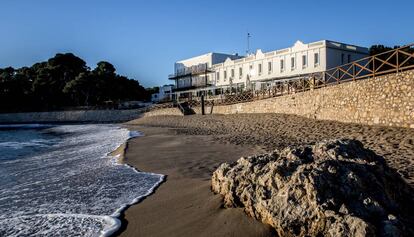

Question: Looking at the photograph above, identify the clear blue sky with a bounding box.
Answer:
[0,0,412,87]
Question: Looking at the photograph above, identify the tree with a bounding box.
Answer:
[63,72,97,106]
[145,86,159,101]
[368,44,414,74]
[0,67,35,111]
[146,86,160,95]
[47,53,88,81]
[31,67,61,109]
[0,53,150,111]
[30,53,88,108]
[94,61,116,75]
[369,45,394,56]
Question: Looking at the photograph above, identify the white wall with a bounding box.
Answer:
[152,85,174,102]
[213,41,328,87]
[175,53,212,72]
[174,52,241,73]
[326,49,368,70]
[212,40,368,87]
[173,52,240,89]
[171,40,369,90]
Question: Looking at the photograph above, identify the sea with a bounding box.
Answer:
[0,124,164,237]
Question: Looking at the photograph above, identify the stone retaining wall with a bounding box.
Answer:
[0,109,144,124]
[146,70,414,128]
[143,108,183,117]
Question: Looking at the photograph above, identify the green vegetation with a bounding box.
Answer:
[369,45,396,56]
[368,44,414,73]
[369,44,414,56]
[145,86,160,97]
[0,53,151,112]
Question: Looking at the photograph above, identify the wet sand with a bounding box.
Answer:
[119,113,414,236]
[119,126,274,237]
[130,114,414,186]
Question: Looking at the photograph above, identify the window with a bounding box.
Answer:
[280,59,284,71]
[224,70,227,80]
[314,53,319,66]
[258,63,262,75]
[341,53,345,64]
[291,57,295,70]
[302,55,307,68]
[268,61,272,73]
[231,68,235,78]
[348,54,351,63]
[216,71,220,82]
[239,67,243,78]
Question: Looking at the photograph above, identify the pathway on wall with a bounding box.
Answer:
[146,70,414,129]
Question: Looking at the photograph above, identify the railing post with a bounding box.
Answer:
[337,70,340,84]
[302,78,305,92]
[201,95,205,115]
[373,57,376,78]
[396,49,399,74]
[352,63,355,81]
[312,75,315,90]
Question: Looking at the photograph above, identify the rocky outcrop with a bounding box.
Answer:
[212,140,414,237]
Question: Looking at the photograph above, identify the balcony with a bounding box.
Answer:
[169,63,214,80]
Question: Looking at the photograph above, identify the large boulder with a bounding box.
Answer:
[212,140,414,237]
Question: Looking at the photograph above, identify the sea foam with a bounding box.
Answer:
[0,124,164,237]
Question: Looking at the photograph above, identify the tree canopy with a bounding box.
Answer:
[369,45,396,56]
[0,53,151,112]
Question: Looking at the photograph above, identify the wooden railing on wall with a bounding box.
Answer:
[322,43,414,85]
[182,43,414,106]
[148,43,414,111]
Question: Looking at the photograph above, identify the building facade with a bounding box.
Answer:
[169,53,243,91]
[169,40,369,97]
[151,84,174,103]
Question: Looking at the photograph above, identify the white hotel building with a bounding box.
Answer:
[169,40,369,97]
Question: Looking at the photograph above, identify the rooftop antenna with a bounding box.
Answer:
[246,32,251,55]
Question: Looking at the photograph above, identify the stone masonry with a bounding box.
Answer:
[143,107,183,117]
[0,109,144,124]
[146,70,414,128]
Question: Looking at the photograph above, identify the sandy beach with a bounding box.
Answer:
[120,113,414,236]
[119,126,274,237]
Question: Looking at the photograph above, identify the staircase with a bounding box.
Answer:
[177,102,195,115]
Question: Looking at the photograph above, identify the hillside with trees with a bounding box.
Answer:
[0,53,151,112]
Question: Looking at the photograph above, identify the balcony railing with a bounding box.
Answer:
[169,63,213,79]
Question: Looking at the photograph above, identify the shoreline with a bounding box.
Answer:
[0,123,165,236]
[118,125,274,237]
[130,114,414,186]
[117,113,414,236]
[107,129,166,237]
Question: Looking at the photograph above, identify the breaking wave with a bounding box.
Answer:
[0,124,164,236]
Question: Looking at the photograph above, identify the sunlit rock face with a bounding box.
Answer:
[212,139,414,237]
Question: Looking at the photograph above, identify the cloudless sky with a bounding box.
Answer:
[0,0,413,87]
